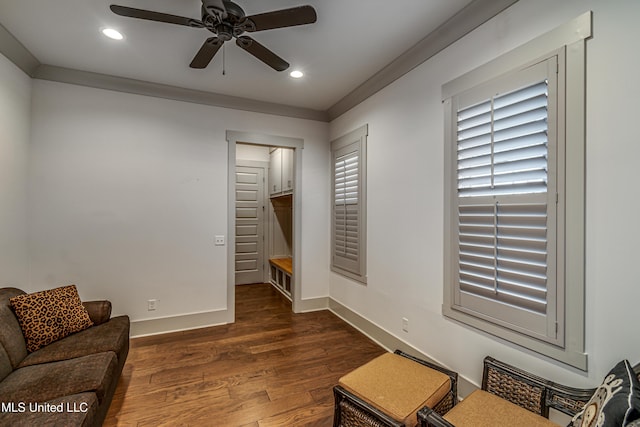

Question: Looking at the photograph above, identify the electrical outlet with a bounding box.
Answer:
[402,317,409,333]
[148,299,157,311]
[215,235,225,246]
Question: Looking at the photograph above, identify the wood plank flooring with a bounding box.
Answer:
[104,284,385,426]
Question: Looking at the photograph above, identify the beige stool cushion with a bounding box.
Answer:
[338,353,450,426]
[444,390,560,427]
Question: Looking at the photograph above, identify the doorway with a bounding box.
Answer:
[226,131,304,322]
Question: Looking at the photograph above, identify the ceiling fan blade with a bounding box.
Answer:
[236,36,289,71]
[190,37,224,68]
[241,6,317,32]
[110,5,204,28]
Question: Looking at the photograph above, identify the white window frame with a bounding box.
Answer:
[331,125,367,283]
[443,13,591,370]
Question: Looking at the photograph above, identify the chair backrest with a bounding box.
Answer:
[482,357,640,419]
[482,356,549,417]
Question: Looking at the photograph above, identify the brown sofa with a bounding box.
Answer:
[0,287,129,426]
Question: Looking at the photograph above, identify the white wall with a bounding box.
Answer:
[236,143,270,162]
[330,0,640,389]
[29,80,329,326]
[0,53,31,289]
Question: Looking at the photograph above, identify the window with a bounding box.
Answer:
[453,57,560,342]
[443,13,591,369]
[331,125,367,283]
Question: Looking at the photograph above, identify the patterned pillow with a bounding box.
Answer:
[10,285,94,352]
[569,360,640,427]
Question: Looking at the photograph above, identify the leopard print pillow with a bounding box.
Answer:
[10,285,94,352]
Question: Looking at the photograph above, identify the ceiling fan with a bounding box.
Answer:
[110,0,317,71]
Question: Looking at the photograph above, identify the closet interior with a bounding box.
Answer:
[267,147,294,299]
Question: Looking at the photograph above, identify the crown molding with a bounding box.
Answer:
[326,0,520,120]
[0,23,39,76]
[33,65,329,122]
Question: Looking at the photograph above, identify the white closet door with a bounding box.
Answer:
[269,148,282,196]
[281,148,294,193]
[235,166,265,285]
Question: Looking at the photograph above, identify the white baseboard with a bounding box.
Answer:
[328,298,477,398]
[130,308,229,338]
[295,296,329,312]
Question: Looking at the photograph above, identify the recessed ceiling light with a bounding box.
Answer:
[101,28,124,40]
[289,70,304,79]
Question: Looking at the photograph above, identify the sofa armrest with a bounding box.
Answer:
[82,300,112,325]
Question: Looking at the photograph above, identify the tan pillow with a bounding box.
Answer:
[10,285,94,352]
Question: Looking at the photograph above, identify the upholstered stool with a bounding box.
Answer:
[436,389,560,427]
[333,350,458,427]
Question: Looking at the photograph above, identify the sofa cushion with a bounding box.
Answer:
[0,392,98,427]
[569,359,640,427]
[10,285,93,352]
[19,315,130,369]
[0,351,117,405]
[0,288,28,367]
[0,344,13,382]
[444,390,559,427]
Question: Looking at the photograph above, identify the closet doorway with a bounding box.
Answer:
[226,131,304,322]
[234,146,293,295]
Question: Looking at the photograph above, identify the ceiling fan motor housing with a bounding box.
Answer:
[202,1,245,20]
[202,0,226,16]
[216,24,233,41]
[202,0,247,38]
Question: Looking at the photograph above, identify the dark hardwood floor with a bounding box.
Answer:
[104,284,385,426]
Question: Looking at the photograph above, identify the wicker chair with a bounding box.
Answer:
[418,356,640,427]
[333,350,458,427]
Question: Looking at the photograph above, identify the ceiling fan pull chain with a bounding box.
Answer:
[223,43,226,76]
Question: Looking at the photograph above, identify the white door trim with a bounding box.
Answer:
[226,131,304,322]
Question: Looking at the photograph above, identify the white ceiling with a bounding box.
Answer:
[0,0,475,111]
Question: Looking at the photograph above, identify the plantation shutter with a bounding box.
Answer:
[334,148,360,271]
[452,57,559,343]
[331,125,367,282]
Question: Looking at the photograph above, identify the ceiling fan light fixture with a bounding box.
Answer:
[101,28,124,40]
[289,70,304,79]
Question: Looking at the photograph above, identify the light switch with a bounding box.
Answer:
[215,235,225,246]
